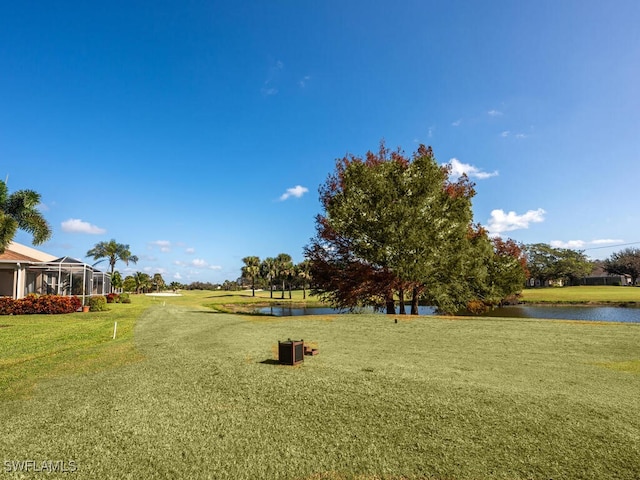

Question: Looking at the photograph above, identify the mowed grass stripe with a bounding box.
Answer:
[0,302,145,399]
[1,303,639,479]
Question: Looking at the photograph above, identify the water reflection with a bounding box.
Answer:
[256,305,640,323]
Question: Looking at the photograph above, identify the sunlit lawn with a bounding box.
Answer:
[1,290,639,479]
[520,285,640,304]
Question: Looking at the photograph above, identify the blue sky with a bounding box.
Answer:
[2,1,639,283]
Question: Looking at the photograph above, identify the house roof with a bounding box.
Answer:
[587,263,630,278]
[51,256,86,264]
[6,242,57,262]
[0,249,41,262]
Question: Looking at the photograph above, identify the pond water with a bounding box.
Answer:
[256,305,640,323]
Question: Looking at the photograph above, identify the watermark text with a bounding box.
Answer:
[4,460,77,473]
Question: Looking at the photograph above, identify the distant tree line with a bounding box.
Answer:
[523,244,640,287]
[239,255,312,299]
[524,243,593,286]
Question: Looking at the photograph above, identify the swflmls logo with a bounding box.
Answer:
[4,460,78,473]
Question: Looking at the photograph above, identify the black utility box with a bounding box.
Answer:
[278,339,304,365]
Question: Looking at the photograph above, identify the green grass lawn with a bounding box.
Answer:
[1,290,639,479]
[520,285,640,304]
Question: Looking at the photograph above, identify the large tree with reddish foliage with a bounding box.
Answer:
[306,143,526,314]
[308,144,485,314]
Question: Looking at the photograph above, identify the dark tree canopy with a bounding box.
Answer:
[305,143,526,314]
[604,247,640,285]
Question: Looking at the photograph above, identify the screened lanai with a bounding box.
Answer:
[25,257,111,303]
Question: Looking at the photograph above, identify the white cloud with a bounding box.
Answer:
[452,119,462,127]
[150,240,171,252]
[298,75,311,87]
[173,273,182,280]
[262,59,283,95]
[173,260,186,266]
[279,185,309,201]
[191,258,207,268]
[185,247,195,254]
[487,208,546,235]
[61,218,106,234]
[592,238,623,245]
[37,203,50,212]
[550,240,586,249]
[208,265,222,270]
[502,131,527,139]
[551,238,624,249]
[447,158,498,180]
[488,109,503,116]
[428,126,434,138]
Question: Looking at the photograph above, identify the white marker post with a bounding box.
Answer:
[113,321,118,340]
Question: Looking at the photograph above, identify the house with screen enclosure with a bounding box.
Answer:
[0,242,111,303]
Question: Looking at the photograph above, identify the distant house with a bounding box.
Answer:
[581,264,631,286]
[527,278,566,288]
[0,242,111,300]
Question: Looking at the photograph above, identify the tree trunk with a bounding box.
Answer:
[303,284,306,299]
[270,277,273,298]
[281,279,285,299]
[385,292,395,315]
[288,282,292,299]
[398,287,406,315]
[385,300,395,315]
[251,276,255,297]
[410,286,419,315]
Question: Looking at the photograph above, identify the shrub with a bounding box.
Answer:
[0,297,14,315]
[119,292,131,304]
[106,293,120,304]
[0,295,81,315]
[466,299,489,315]
[88,296,108,312]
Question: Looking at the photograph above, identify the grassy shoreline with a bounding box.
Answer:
[518,285,640,305]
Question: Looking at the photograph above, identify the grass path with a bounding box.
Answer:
[1,301,639,479]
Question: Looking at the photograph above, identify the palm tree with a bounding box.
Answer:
[111,271,123,292]
[241,256,261,297]
[275,253,293,299]
[152,273,165,292]
[133,272,151,294]
[297,259,311,299]
[261,257,277,299]
[0,179,52,253]
[86,239,139,276]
